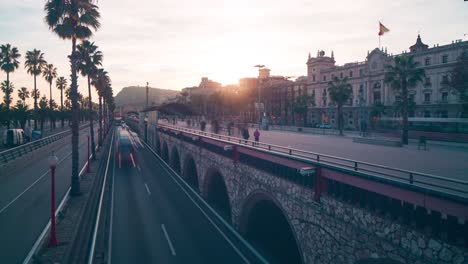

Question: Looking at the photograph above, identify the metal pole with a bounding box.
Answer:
[49,165,58,247]
[87,135,91,173]
[145,82,149,142]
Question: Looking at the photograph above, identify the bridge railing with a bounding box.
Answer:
[0,123,90,165]
[158,123,468,200]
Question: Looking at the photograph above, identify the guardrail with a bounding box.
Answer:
[158,123,468,200]
[0,123,90,165]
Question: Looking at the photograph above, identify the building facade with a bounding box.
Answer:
[265,35,468,129]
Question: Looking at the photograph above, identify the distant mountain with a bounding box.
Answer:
[115,86,179,111]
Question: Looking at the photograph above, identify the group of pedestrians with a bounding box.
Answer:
[242,127,260,145]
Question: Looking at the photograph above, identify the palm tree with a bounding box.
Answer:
[77,40,102,159]
[91,68,109,147]
[38,95,49,131]
[1,80,14,128]
[45,0,101,196]
[13,102,30,130]
[25,49,47,130]
[18,87,30,107]
[56,76,67,127]
[384,55,425,144]
[0,44,21,97]
[328,76,353,136]
[43,63,58,129]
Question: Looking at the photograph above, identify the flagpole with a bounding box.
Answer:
[379,35,381,49]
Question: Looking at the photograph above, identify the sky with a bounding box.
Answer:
[0,0,467,105]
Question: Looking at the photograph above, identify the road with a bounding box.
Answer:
[0,124,98,263]
[109,127,259,263]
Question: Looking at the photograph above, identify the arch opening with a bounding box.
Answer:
[161,141,169,162]
[241,196,302,264]
[204,169,231,222]
[182,155,199,191]
[170,146,181,174]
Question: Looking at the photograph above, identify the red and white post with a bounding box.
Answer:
[48,152,59,247]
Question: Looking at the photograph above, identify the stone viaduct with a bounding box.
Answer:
[139,121,468,264]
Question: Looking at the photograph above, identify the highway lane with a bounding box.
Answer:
[0,125,99,263]
[110,129,253,264]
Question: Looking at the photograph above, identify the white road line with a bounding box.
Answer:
[137,165,141,172]
[161,224,176,256]
[144,183,151,195]
[0,152,72,215]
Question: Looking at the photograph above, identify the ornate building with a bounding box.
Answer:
[264,35,467,128]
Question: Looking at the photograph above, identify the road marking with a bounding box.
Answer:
[144,183,151,195]
[130,153,136,168]
[0,152,72,215]
[137,165,141,172]
[161,224,176,256]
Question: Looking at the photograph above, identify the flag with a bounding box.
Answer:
[378,22,390,36]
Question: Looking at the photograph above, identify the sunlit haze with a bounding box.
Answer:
[0,0,467,103]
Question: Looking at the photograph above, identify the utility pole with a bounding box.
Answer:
[254,64,265,128]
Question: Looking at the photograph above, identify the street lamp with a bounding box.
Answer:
[48,151,59,247]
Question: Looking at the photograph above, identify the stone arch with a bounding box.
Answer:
[170,146,181,174]
[239,190,303,264]
[203,168,232,223]
[182,154,199,191]
[161,140,169,162]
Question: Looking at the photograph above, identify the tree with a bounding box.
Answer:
[43,63,58,128]
[45,0,101,195]
[328,76,353,136]
[384,55,425,144]
[56,76,67,127]
[38,95,49,131]
[77,40,102,159]
[91,68,109,147]
[25,49,47,130]
[1,80,14,128]
[450,51,468,117]
[0,44,21,105]
[13,102,30,129]
[18,87,30,107]
[293,94,315,127]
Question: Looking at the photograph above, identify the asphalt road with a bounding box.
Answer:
[109,128,257,264]
[0,124,99,263]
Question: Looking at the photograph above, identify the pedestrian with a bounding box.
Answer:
[242,128,250,143]
[254,128,260,145]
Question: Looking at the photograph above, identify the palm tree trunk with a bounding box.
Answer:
[33,71,38,130]
[70,37,81,196]
[98,95,102,147]
[338,105,344,136]
[402,85,409,145]
[6,72,10,129]
[61,89,64,128]
[87,76,96,159]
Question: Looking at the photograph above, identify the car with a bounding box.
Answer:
[317,124,332,129]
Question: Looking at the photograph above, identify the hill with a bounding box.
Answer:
[115,86,179,111]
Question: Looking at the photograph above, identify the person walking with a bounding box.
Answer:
[254,128,260,145]
[242,127,250,143]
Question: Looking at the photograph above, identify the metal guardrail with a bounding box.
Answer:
[0,124,90,165]
[158,123,468,200]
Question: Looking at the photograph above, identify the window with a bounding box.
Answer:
[441,110,448,118]
[424,93,431,103]
[349,71,353,77]
[409,94,415,102]
[442,92,448,102]
[442,54,448,64]
[424,110,431,118]
[323,75,327,81]
[424,77,431,86]
[425,57,431,66]
[442,75,449,84]
[340,72,343,78]
[359,69,364,76]
[373,91,381,103]
[312,75,316,82]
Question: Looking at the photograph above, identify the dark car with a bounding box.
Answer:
[118,130,135,167]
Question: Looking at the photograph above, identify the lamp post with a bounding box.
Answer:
[48,151,59,247]
[87,135,91,173]
[145,82,149,142]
